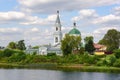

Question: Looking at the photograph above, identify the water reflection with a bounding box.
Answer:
[0,69,120,80]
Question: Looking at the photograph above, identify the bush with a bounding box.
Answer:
[8,52,26,62]
[47,53,56,56]
[114,49,120,58]
[113,59,120,67]
[105,55,116,66]
[0,50,3,58]
[82,53,97,64]
[3,49,14,57]
[96,60,106,66]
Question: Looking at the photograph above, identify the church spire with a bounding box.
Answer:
[73,22,76,28]
[56,10,61,24]
[53,10,62,46]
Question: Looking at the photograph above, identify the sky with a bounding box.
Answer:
[0,0,120,47]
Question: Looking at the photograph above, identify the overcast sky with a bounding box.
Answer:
[0,0,120,47]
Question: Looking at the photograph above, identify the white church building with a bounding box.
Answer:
[26,11,81,55]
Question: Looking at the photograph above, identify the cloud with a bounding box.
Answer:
[0,11,57,26]
[93,14,120,26]
[20,14,56,26]
[0,27,54,46]
[112,6,120,15]
[72,9,98,21]
[18,0,120,14]
[0,11,25,23]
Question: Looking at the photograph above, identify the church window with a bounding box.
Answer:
[56,27,58,31]
[55,37,58,43]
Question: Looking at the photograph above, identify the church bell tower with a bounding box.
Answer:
[53,11,62,46]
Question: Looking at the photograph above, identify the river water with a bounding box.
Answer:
[0,69,120,80]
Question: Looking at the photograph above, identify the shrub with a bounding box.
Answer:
[3,49,14,57]
[8,52,26,62]
[114,49,120,58]
[105,55,116,66]
[113,59,120,67]
[0,50,3,58]
[96,60,106,66]
[47,53,56,56]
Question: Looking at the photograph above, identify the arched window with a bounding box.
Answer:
[55,37,58,43]
[56,27,58,31]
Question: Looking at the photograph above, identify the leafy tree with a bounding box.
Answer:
[84,36,95,54]
[84,36,93,44]
[114,49,120,58]
[99,29,120,51]
[3,49,14,57]
[16,40,26,50]
[7,42,17,49]
[61,34,81,55]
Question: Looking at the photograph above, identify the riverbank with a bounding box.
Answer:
[0,63,120,73]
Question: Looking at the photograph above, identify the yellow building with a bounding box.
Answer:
[94,43,107,55]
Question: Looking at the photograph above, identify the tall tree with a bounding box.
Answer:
[99,29,120,51]
[16,40,26,50]
[61,34,81,55]
[84,36,93,44]
[7,42,16,49]
[84,36,95,54]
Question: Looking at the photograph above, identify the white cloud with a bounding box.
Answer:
[0,11,25,23]
[0,11,57,26]
[112,6,120,15]
[0,27,54,46]
[93,14,120,26]
[72,9,98,21]
[18,0,120,13]
[20,14,56,26]
[93,27,118,34]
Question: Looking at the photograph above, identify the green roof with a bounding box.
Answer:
[69,28,81,35]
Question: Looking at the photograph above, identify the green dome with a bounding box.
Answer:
[69,28,81,35]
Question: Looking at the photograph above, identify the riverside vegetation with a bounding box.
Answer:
[0,48,120,73]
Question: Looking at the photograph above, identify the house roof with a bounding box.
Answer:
[94,43,106,49]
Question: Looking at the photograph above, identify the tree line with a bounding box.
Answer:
[61,29,120,55]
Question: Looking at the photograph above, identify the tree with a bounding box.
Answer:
[61,34,81,55]
[16,40,26,50]
[84,36,93,44]
[7,42,17,49]
[98,29,120,52]
[84,36,95,54]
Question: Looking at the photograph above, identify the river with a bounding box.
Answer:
[0,69,120,80]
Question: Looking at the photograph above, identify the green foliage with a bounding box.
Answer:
[97,55,116,66]
[0,50,3,58]
[84,36,95,54]
[2,49,14,57]
[105,55,116,66]
[31,55,48,63]
[114,49,120,58]
[96,60,106,66]
[84,36,93,44]
[16,40,26,50]
[47,53,56,56]
[61,34,81,55]
[113,59,120,67]
[99,29,120,51]
[79,47,85,54]
[8,52,26,62]
[7,42,17,49]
